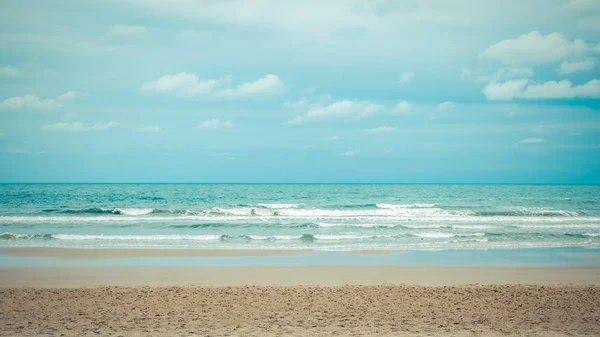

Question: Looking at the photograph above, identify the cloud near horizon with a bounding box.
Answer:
[140,73,285,100]
[42,121,118,132]
[479,31,591,65]
[363,126,398,133]
[397,72,415,85]
[140,125,162,133]
[197,119,233,129]
[0,65,19,78]
[0,91,78,111]
[288,100,383,125]
[483,79,600,100]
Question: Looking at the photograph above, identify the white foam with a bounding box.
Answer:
[417,232,486,239]
[51,234,222,241]
[113,208,155,216]
[257,203,299,209]
[276,208,446,217]
[316,223,397,228]
[417,232,455,238]
[448,225,497,230]
[246,235,302,240]
[1,215,599,224]
[514,224,600,229]
[376,203,436,209]
[313,234,376,240]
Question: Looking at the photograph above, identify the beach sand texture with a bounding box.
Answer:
[1,284,599,336]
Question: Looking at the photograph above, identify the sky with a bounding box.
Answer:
[0,0,599,183]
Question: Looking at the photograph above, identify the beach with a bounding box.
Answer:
[1,262,600,336]
[1,249,600,336]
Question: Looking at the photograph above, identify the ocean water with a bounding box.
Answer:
[0,184,599,251]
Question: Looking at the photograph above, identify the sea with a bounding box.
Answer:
[1,184,599,253]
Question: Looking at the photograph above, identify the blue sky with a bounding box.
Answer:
[0,0,599,183]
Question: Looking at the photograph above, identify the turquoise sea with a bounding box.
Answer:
[1,184,599,254]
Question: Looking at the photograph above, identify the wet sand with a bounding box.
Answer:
[1,265,600,287]
[0,247,312,259]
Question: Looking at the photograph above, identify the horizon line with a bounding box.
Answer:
[0,182,598,185]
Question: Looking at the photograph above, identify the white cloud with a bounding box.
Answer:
[140,125,162,133]
[0,91,77,111]
[557,58,595,75]
[482,79,530,100]
[106,25,148,39]
[519,138,545,144]
[288,100,383,124]
[394,100,412,113]
[397,72,414,85]
[521,79,600,99]
[438,101,456,110]
[284,95,332,110]
[480,31,589,65]
[483,79,600,100]
[322,135,341,141]
[0,65,19,77]
[363,126,397,133]
[141,73,285,99]
[492,67,533,81]
[462,67,533,83]
[230,74,284,96]
[341,150,359,157]
[42,121,118,132]
[197,119,233,129]
[56,91,79,101]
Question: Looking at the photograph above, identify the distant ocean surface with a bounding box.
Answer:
[0,184,599,251]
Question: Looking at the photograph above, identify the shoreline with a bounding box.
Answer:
[3,246,600,259]
[2,265,600,287]
[0,247,314,259]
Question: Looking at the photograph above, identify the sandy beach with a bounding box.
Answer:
[1,247,600,336]
[1,283,599,336]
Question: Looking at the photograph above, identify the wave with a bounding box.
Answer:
[169,222,317,229]
[316,223,398,228]
[3,231,565,242]
[113,208,156,216]
[465,209,579,217]
[51,234,223,241]
[0,232,52,240]
[33,205,582,218]
[44,207,157,216]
